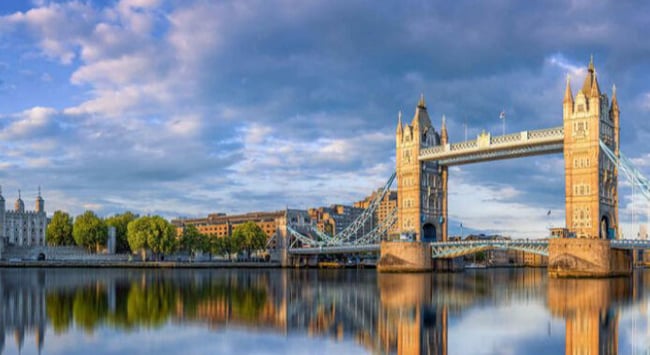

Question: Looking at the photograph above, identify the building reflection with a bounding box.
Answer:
[0,268,646,354]
[547,277,636,355]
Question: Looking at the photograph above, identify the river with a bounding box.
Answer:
[0,267,648,354]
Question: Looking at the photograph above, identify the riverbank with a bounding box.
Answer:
[0,260,282,268]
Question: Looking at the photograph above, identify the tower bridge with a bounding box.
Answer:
[278,58,650,277]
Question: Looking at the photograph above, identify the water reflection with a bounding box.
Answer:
[0,268,648,354]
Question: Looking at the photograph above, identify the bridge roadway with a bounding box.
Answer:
[419,126,564,165]
[288,238,650,257]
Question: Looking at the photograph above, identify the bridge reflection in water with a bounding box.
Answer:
[0,268,647,354]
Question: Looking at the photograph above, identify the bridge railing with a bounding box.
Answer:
[419,126,564,161]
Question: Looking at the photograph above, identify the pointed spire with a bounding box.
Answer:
[417,93,426,109]
[564,74,573,103]
[581,56,599,96]
[610,84,619,111]
[590,69,601,97]
[441,114,448,144]
[38,186,41,198]
[396,110,403,134]
[18,189,21,199]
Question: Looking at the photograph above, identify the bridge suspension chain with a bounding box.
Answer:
[352,207,397,245]
[600,140,650,201]
[329,172,396,244]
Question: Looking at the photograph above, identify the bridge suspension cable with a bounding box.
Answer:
[286,172,397,248]
[329,171,396,244]
[600,140,650,201]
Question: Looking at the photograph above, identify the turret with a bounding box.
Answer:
[411,94,432,129]
[15,189,24,213]
[610,84,620,155]
[440,115,448,144]
[563,75,574,113]
[0,186,4,238]
[35,186,44,214]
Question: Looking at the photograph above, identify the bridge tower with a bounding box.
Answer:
[550,57,630,277]
[563,57,619,239]
[395,96,446,242]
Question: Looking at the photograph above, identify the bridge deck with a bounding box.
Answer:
[287,238,650,257]
[419,126,564,165]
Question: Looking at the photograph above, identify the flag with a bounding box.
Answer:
[547,210,551,216]
[499,111,506,120]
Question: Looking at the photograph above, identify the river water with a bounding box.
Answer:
[0,267,648,354]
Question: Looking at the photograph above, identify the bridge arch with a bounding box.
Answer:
[422,223,436,242]
[600,215,610,240]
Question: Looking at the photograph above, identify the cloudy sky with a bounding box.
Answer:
[0,0,649,238]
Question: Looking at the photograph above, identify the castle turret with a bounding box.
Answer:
[0,186,5,238]
[15,189,24,213]
[36,186,44,214]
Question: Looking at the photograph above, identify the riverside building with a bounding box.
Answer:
[0,188,48,247]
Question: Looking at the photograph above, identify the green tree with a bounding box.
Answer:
[46,210,74,246]
[147,216,177,259]
[232,221,267,259]
[73,211,108,252]
[105,211,137,253]
[127,216,177,260]
[210,235,242,261]
[179,225,209,256]
[127,217,150,257]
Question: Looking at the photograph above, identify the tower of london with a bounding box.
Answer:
[0,187,48,246]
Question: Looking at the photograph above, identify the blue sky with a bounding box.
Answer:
[0,0,650,238]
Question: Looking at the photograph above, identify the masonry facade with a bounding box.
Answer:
[395,96,447,242]
[563,58,619,239]
[0,189,48,247]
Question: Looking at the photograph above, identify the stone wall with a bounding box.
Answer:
[548,238,631,277]
[377,241,432,272]
[1,246,130,262]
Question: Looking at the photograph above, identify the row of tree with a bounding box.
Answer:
[46,211,269,260]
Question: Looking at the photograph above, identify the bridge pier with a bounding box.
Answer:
[377,241,433,272]
[548,238,631,277]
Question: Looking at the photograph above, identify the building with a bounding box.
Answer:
[354,189,398,236]
[395,97,447,242]
[563,57,619,239]
[0,188,48,247]
[307,204,365,237]
[172,211,285,239]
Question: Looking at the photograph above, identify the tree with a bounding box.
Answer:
[127,217,149,257]
[73,211,108,252]
[210,235,242,261]
[179,225,209,256]
[127,216,177,261]
[147,216,177,259]
[105,212,137,253]
[46,210,74,246]
[232,221,267,259]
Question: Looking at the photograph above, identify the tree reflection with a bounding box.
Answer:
[44,273,270,333]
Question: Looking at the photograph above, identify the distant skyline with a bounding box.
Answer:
[1,1,650,238]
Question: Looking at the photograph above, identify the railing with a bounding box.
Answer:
[419,126,564,163]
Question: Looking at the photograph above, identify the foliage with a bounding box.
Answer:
[46,291,75,333]
[179,224,209,255]
[232,221,268,259]
[73,210,108,252]
[105,211,137,253]
[127,216,177,260]
[72,286,108,333]
[210,234,243,260]
[46,210,74,246]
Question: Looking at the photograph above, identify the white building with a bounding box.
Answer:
[0,188,48,246]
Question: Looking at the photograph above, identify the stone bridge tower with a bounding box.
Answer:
[550,58,629,277]
[563,57,619,239]
[395,96,446,242]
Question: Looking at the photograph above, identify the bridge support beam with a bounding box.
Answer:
[377,241,432,272]
[548,238,631,277]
